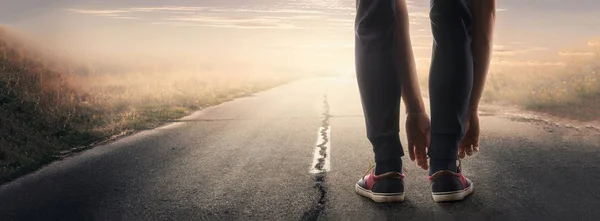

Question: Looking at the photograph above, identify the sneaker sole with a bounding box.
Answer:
[355,183,405,203]
[431,182,474,203]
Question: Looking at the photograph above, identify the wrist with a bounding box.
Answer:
[405,106,426,115]
[405,104,425,114]
[467,107,478,115]
[468,104,479,112]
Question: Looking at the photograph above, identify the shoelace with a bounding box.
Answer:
[361,157,463,179]
[360,160,410,179]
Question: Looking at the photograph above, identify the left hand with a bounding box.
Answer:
[459,110,480,158]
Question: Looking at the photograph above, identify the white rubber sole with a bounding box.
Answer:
[431,182,474,202]
[355,184,405,203]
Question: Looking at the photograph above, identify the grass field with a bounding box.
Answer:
[418,47,600,122]
[0,26,299,184]
[483,54,599,121]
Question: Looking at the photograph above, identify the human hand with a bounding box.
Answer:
[459,110,480,158]
[406,113,431,170]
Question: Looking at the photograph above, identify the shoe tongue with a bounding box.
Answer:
[374,171,404,180]
[429,170,457,180]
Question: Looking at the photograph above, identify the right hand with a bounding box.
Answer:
[459,110,480,158]
[406,113,431,170]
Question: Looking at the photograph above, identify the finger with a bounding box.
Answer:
[408,142,415,161]
[420,140,429,168]
[415,153,423,167]
[425,131,431,148]
[466,144,474,156]
[415,150,423,166]
[421,156,429,170]
[458,143,466,159]
[415,151,425,167]
[417,148,428,169]
[464,139,474,156]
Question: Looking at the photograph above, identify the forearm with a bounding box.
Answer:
[400,58,425,114]
[468,0,496,111]
[395,0,425,114]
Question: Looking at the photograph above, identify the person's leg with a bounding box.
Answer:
[427,0,474,175]
[355,0,403,175]
[427,0,475,203]
[354,0,406,203]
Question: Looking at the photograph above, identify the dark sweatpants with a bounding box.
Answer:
[355,0,474,164]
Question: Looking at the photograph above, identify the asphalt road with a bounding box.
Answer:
[1,77,599,221]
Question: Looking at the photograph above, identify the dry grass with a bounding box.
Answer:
[483,50,600,121]
[0,26,298,184]
[417,46,600,122]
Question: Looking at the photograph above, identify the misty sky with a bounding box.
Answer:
[2,0,600,75]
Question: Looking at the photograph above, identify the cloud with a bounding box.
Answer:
[493,45,507,50]
[67,5,354,29]
[406,0,430,9]
[65,6,327,16]
[165,14,335,29]
[269,42,353,49]
[207,8,325,14]
[492,61,566,67]
[414,57,566,67]
[413,44,547,55]
[150,22,199,27]
[508,41,528,45]
[66,9,142,20]
[112,16,139,20]
[409,12,429,24]
[67,7,208,14]
[65,3,431,30]
[152,21,297,29]
[589,41,600,47]
[559,51,596,56]
[497,8,508,12]
[493,47,548,55]
[66,9,131,14]
[409,12,429,18]
[65,7,206,18]
[263,15,324,20]
[130,6,205,12]
[168,15,274,23]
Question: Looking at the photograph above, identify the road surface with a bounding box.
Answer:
[1,77,599,221]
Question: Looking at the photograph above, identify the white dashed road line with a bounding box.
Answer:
[310,125,331,174]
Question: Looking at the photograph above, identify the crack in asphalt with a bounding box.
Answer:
[301,94,331,221]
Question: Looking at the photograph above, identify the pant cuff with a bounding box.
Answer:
[372,135,404,163]
[427,134,461,160]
